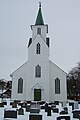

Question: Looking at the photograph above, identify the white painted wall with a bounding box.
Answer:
[11,62,28,100]
[49,61,67,102]
[27,34,50,101]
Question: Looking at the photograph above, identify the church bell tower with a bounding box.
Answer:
[26,3,50,101]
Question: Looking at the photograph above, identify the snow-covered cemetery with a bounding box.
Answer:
[0,2,80,120]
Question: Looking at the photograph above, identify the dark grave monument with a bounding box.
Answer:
[53,108,59,113]
[60,110,68,115]
[29,114,42,120]
[30,108,40,113]
[51,105,56,110]
[12,102,17,108]
[18,108,24,115]
[3,102,7,105]
[72,110,80,118]
[69,102,74,110]
[4,109,17,118]
[47,106,51,116]
[37,101,46,105]
[45,103,48,112]
[57,116,70,120]
[26,105,31,112]
[0,102,4,107]
[54,101,59,105]
[41,105,45,109]
[21,102,27,108]
[64,107,68,113]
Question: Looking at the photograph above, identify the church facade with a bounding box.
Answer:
[10,4,67,102]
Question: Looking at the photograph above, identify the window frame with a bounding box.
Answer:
[17,77,23,93]
[55,78,60,94]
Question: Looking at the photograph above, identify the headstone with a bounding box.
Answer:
[62,101,67,108]
[18,108,24,115]
[51,105,56,110]
[26,105,31,112]
[72,110,80,118]
[47,107,51,116]
[69,102,74,110]
[0,103,4,107]
[30,108,40,113]
[60,110,68,114]
[64,107,68,113]
[4,110,17,118]
[12,102,17,108]
[53,108,59,113]
[74,101,79,109]
[3,102,7,105]
[54,101,59,105]
[21,102,27,108]
[41,105,45,109]
[29,114,42,120]
[45,103,48,112]
[57,116,70,120]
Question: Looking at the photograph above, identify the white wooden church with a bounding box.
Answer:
[10,3,67,102]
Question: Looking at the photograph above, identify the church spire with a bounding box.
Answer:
[35,2,44,25]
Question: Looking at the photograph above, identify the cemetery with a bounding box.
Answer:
[0,98,79,120]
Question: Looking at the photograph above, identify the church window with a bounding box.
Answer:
[37,28,41,35]
[18,77,23,93]
[36,43,40,54]
[35,65,41,77]
[55,78,60,94]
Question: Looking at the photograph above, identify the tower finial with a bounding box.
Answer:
[39,1,41,8]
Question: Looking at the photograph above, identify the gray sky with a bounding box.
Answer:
[0,0,80,80]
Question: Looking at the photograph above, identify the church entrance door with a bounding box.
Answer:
[34,89,41,101]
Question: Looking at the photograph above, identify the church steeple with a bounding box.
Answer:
[35,2,44,25]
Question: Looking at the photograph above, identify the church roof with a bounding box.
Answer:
[35,2,44,25]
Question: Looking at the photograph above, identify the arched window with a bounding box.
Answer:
[35,65,41,77]
[55,78,60,94]
[36,43,40,54]
[37,28,41,35]
[18,77,23,93]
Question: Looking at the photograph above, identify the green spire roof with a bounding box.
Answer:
[35,3,44,25]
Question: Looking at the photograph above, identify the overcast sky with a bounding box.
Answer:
[0,0,80,80]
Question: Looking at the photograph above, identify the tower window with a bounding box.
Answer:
[37,28,41,35]
[18,77,23,93]
[36,43,40,54]
[35,65,41,77]
[55,78,60,94]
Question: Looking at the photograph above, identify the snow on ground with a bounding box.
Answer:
[0,98,79,120]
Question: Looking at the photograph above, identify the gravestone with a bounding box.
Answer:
[60,110,68,114]
[12,102,17,108]
[72,110,80,118]
[29,114,42,120]
[54,101,59,105]
[4,110,17,118]
[69,102,74,110]
[0,103,4,107]
[21,102,27,108]
[53,108,59,113]
[51,105,56,110]
[57,116,70,120]
[26,105,31,112]
[3,102,7,105]
[41,105,45,109]
[30,108,40,113]
[74,101,79,109]
[18,108,24,115]
[47,107,51,116]
[45,103,48,112]
[64,107,68,113]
